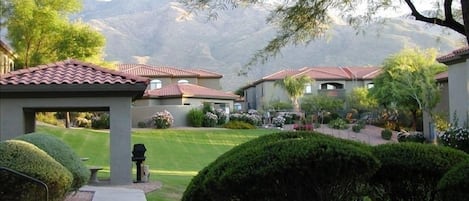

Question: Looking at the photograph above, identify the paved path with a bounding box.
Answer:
[283,124,398,145]
[80,186,147,201]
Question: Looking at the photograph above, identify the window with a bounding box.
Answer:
[150,79,162,90]
[367,83,374,89]
[305,84,312,94]
[178,79,189,84]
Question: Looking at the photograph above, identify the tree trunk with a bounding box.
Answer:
[411,109,418,131]
[65,112,70,128]
[462,0,469,44]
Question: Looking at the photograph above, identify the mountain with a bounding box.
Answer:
[78,0,464,91]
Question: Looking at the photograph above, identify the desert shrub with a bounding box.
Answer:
[398,131,426,143]
[203,112,218,127]
[437,159,469,201]
[187,108,204,127]
[223,121,256,129]
[439,126,469,153]
[0,140,73,201]
[182,131,379,201]
[352,124,362,133]
[328,118,349,130]
[137,121,147,128]
[381,128,392,140]
[370,143,469,201]
[152,110,174,129]
[36,112,64,127]
[91,113,110,129]
[15,133,90,191]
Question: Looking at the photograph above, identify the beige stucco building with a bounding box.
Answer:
[437,47,469,127]
[0,39,15,75]
[117,64,239,127]
[242,66,381,111]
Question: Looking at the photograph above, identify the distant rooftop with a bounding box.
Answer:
[116,64,223,78]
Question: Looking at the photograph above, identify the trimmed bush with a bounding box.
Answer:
[370,143,469,201]
[439,126,469,153]
[0,140,73,201]
[187,108,204,127]
[182,131,379,201]
[223,121,256,129]
[437,159,469,201]
[381,128,392,140]
[91,113,110,129]
[15,133,90,191]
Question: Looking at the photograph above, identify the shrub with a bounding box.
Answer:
[328,118,349,130]
[223,121,256,129]
[0,140,73,201]
[229,113,262,126]
[370,143,469,201]
[36,112,64,127]
[398,131,426,143]
[293,124,314,131]
[15,133,90,191]
[272,115,286,127]
[182,131,380,201]
[203,112,218,127]
[381,128,392,140]
[437,159,469,201]
[439,126,469,153]
[91,113,110,129]
[187,108,204,127]
[352,124,362,133]
[152,110,174,129]
[214,109,228,125]
[137,121,147,128]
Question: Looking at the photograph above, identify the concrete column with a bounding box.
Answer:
[109,97,133,185]
[0,98,25,140]
[23,110,36,134]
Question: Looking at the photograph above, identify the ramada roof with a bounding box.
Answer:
[0,60,149,99]
[437,46,469,64]
[254,66,381,86]
[145,83,239,100]
[117,64,223,78]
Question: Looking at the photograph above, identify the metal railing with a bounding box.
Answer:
[0,167,49,201]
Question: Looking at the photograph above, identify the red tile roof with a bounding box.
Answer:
[437,46,469,64]
[254,66,381,85]
[0,39,15,57]
[0,59,149,85]
[145,83,238,99]
[435,71,448,81]
[117,64,222,78]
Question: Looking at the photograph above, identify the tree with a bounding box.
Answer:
[370,48,447,130]
[346,87,378,113]
[274,75,313,112]
[301,94,344,116]
[181,0,468,66]
[3,0,105,68]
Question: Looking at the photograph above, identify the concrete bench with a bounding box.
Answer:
[88,166,103,184]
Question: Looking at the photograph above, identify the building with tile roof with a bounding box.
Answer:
[116,64,239,127]
[0,39,16,75]
[436,46,469,128]
[0,59,148,185]
[242,66,381,111]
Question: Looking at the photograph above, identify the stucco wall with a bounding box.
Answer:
[132,105,194,127]
[197,78,222,90]
[448,61,469,126]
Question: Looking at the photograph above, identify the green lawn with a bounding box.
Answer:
[36,125,277,201]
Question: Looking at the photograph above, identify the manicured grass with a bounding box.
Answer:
[36,125,277,201]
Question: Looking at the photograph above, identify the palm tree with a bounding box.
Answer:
[275,75,314,112]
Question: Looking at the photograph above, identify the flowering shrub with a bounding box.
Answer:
[328,118,349,130]
[439,126,469,153]
[230,113,262,126]
[214,109,227,125]
[152,110,174,129]
[203,112,218,127]
[272,116,286,128]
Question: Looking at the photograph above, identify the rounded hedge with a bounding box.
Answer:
[0,140,73,201]
[437,159,469,201]
[370,143,469,201]
[182,131,379,201]
[15,133,90,191]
